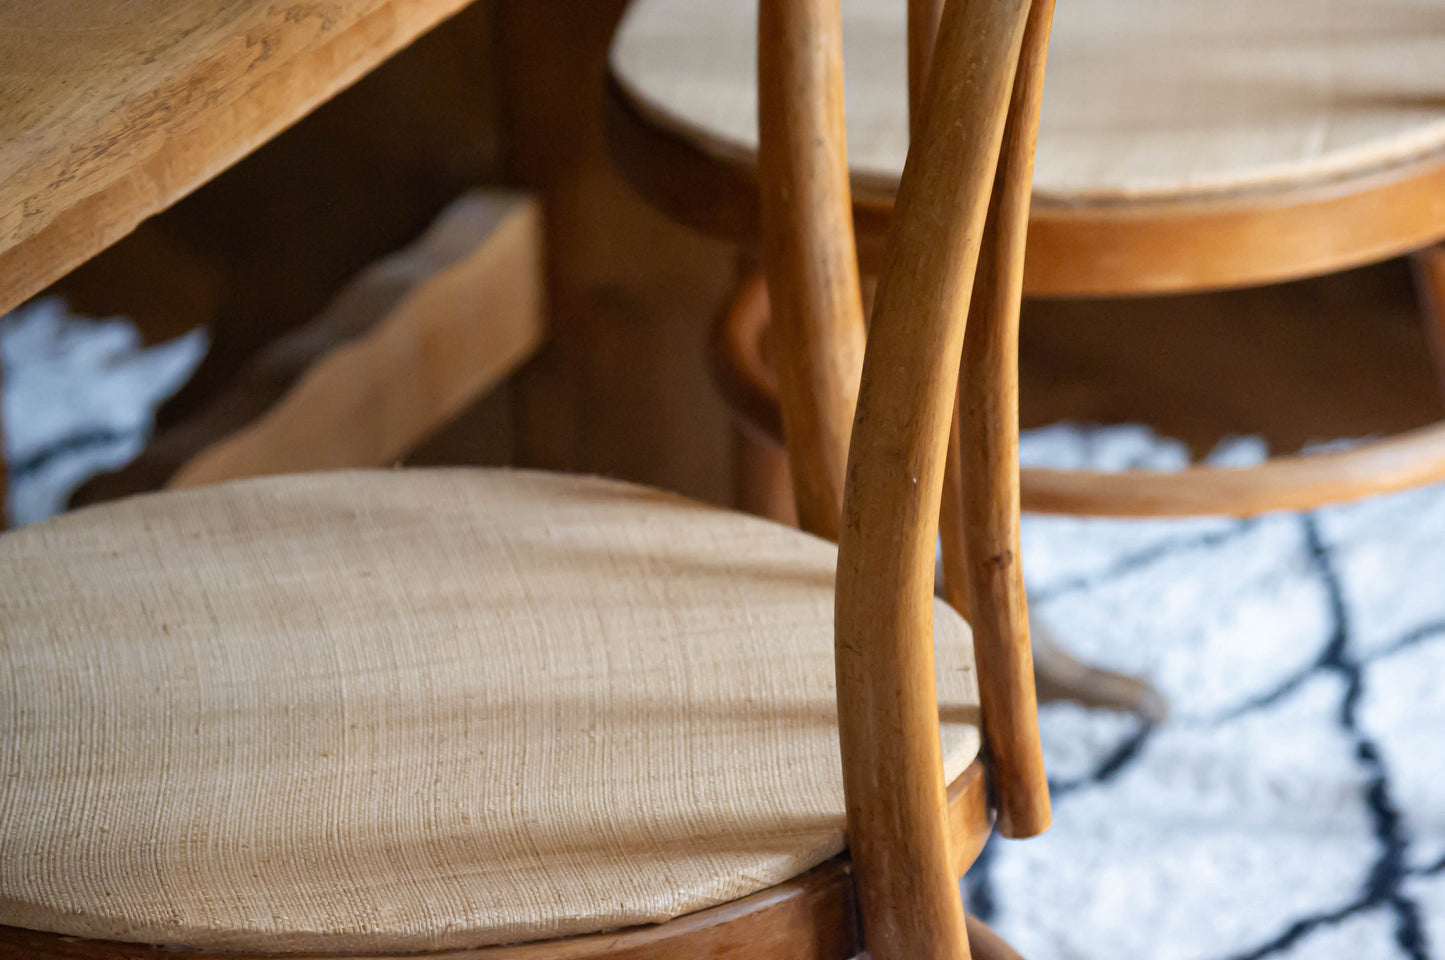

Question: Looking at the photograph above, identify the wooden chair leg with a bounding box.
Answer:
[1033,623,1167,722]
[1410,242,1445,401]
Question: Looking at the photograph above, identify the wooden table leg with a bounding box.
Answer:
[498,1,737,505]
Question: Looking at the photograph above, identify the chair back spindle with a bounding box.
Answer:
[906,0,945,127]
[759,1,1052,956]
[757,0,867,541]
[836,0,1030,955]
[957,0,1056,840]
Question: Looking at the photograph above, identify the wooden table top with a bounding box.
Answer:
[0,0,478,316]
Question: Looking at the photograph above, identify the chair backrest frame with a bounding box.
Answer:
[757,1,1054,957]
[756,1,867,543]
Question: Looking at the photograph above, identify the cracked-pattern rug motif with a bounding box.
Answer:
[970,425,1445,960]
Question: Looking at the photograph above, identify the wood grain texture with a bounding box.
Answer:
[956,0,1053,839]
[165,194,543,489]
[924,0,975,643]
[0,0,478,316]
[757,0,867,541]
[833,0,1030,956]
[0,4,1028,957]
[49,2,508,409]
[73,191,539,503]
[906,0,945,133]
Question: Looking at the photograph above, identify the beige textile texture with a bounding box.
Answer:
[611,0,1445,201]
[0,469,981,954]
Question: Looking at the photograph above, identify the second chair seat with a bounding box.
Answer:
[612,0,1445,202]
[608,0,1445,294]
[0,469,982,956]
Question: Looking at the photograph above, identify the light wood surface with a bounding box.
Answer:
[929,0,974,633]
[832,0,1033,955]
[74,192,540,502]
[0,0,478,317]
[608,0,1445,295]
[757,0,866,541]
[167,193,543,489]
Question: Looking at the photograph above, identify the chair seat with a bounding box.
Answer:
[611,0,1445,202]
[0,469,981,955]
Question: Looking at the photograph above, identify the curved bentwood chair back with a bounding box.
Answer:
[759,1,1056,956]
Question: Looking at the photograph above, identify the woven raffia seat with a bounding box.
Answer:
[611,0,1445,204]
[0,469,981,955]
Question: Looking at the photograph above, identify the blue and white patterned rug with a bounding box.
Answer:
[974,426,1445,960]
[3,305,1442,958]
[1,299,204,526]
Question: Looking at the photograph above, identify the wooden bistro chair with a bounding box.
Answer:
[0,2,1051,959]
[609,0,1445,521]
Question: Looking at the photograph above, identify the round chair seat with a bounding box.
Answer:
[609,0,1445,293]
[0,469,982,955]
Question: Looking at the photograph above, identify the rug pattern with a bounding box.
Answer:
[972,426,1445,960]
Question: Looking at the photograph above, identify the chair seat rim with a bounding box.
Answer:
[0,761,991,959]
[712,271,1445,518]
[606,72,1445,296]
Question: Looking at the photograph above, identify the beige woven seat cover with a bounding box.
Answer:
[0,469,980,955]
[611,0,1445,202]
